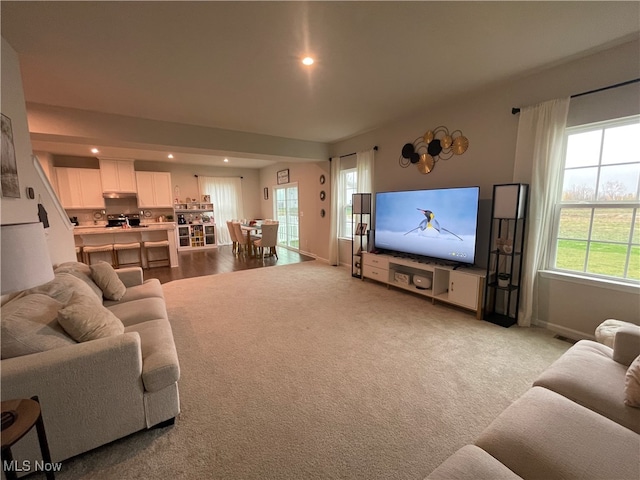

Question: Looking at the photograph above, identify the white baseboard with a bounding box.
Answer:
[533,318,595,342]
[297,248,317,259]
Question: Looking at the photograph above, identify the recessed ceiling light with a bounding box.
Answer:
[224,158,229,163]
[302,56,314,66]
[167,154,174,159]
[91,148,99,154]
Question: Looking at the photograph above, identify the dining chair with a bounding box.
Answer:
[253,222,279,259]
[226,220,239,254]
[232,221,259,256]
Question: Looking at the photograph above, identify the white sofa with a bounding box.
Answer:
[427,323,640,480]
[1,262,180,473]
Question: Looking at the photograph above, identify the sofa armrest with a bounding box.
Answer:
[1,333,147,463]
[116,267,144,287]
[613,325,640,366]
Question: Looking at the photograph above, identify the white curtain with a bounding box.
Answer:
[513,98,570,326]
[328,157,341,265]
[198,176,243,246]
[356,149,375,194]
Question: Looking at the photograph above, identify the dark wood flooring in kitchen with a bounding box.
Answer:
[143,245,315,284]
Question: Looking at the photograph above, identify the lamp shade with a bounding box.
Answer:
[1,222,54,295]
[353,193,372,214]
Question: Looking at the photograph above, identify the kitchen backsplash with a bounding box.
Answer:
[68,198,175,226]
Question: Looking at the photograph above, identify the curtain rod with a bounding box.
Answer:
[194,174,243,179]
[329,145,378,161]
[511,78,640,115]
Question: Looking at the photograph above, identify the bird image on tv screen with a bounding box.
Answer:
[404,208,463,240]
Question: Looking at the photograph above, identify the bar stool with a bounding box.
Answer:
[113,242,142,268]
[83,244,115,266]
[75,246,83,262]
[143,240,171,268]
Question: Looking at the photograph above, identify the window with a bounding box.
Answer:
[340,168,357,238]
[274,184,299,249]
[551,116,640,282]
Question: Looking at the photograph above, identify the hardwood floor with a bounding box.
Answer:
[143,245,315,284]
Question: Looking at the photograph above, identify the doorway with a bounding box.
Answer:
[273,184,299,250]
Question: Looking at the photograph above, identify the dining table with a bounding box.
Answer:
[241,224,262,257]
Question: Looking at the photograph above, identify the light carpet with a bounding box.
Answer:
[54,261,569,479]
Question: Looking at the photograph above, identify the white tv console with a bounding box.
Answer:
[361,252,486,319]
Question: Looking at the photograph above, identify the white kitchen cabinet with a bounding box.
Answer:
[99,159,136,193]
[136,171,173,208]
[55,167,105,209]
[362,252,485,319]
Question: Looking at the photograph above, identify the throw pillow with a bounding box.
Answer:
[57,290,125,342]
[53,262,103,299]
[1,294,76,359]
[25,272,101,305]
[90,261,126,301]
[624,355,640,408]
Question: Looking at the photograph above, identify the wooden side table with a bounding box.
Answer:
[1,397,55,480]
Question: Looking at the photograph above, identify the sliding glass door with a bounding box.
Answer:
[274,184,299,250]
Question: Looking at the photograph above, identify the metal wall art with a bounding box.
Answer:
[399,126,469,174]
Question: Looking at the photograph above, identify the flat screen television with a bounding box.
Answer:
[374,186,480,265]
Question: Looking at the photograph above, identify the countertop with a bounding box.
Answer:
[73,223,176,235]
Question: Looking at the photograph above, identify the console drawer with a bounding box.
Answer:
[363,264,388,281]
[362,254,389,269]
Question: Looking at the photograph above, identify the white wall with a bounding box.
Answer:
[259,160,330,259]
[1,38,75,268]
[329,39,640,339]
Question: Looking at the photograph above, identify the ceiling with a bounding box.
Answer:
[2,1,639,167]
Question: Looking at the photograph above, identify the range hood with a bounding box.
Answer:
[103,192,138,199]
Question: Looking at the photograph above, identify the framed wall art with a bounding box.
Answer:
[277,169,289,185]
[1,114,20,198]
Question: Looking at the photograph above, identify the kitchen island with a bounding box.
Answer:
[73,222,178,268]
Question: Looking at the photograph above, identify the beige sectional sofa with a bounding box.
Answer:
[427,323,640,480]
[0,261,180,472]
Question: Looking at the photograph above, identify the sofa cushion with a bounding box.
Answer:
[53,262,103,299]
[103,278,164,307]
[533,339,640,434]
[595,318,635,348]
[475,386,640,480]
[426,445,522,480]
[58,290,125,342]
[1,294,76,359]
[114,267,144,288]
[26,272,100,305]
[625,355,640,408]
[125,319,180,392]
[106,297,168,327]
[90,261,126,301]
[613,324,640,366]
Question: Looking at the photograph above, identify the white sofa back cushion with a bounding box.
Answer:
[90,261,127,301]
[625,355,640,407]
[1,293,76,359]
[58,290,125,342]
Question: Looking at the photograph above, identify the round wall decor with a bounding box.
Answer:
[320,191,326,201]
[320,209,326,218]
[399,125,469,174]
[319,174,326,185]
